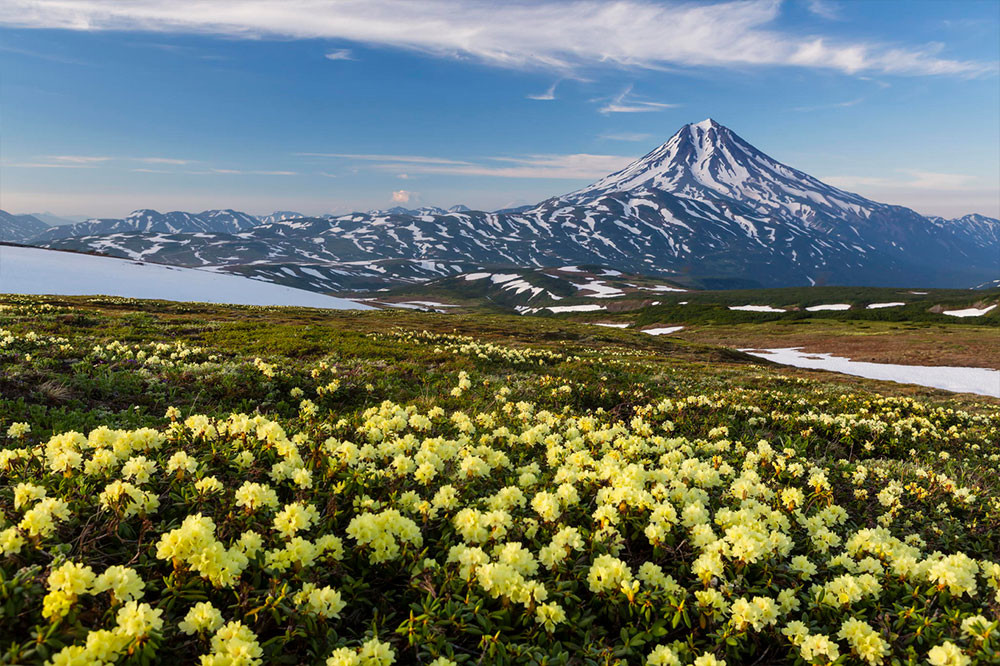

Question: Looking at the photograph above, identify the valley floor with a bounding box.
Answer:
[671,319,1000,370]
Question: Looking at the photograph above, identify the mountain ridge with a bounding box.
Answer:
[13,119,1000,291]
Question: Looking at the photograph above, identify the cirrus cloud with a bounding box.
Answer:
[316,151,639,180]
[0,0,990,77]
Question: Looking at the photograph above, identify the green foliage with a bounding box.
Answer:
[0,295,998,666]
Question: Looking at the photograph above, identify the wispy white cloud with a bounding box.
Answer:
[824,170,999,217]
[824,169,981,191]
[806,0,841,21]
[858,76,891,89]
[527,80,558,101]
[599,86,677,114]
[599,132,653,142]
[136,156,192,165]
[791,97,863,112]
[296,152,473,165]
[201,168,297,176]
[0,0,989,77]
[351,152,637,179]
[44,155,112,163]
[324,48,355,61]
[2,161,100,169]
[133,41,229,60]
[0,43,89,64]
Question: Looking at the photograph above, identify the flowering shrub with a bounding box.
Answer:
[1,295,998,664]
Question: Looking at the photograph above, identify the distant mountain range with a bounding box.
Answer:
[32,208,261,242]
[5,119,999,291]
[0,210,49,243]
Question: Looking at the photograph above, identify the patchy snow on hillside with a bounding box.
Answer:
[942,304,997,318]
[640,285,688,293]
[547,304,605,313]
[642,326,684,335]
[0,246,370,310]
[401,300,458,308]
[742,347,1000,398]
[573,280,626,298]
[589,322,629,328]
[729,305,786,313]
[805,304,850,312]
[867,302,905,309]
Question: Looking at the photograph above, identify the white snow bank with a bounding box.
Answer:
[573,280,625,298]
[0,246,370,310]
[730,305,786,313]
[547,304,605,313]
[463,272,490,281]
[866,302,905,309]
[742,347,1000,398]
[642,326,684,336]
[942,304,997,318]
[401,300,458,308]
[805,304,850,312]
[373,301,456,312]
[642,285,687,293]
[589,322,629,328]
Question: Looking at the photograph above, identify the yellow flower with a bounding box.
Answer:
[587,554,633,595]
[693,655,726,666]
[93,565,145,604]
[114,601,163,639]
[925,552,979,598]
[295,583,346,619]
[273,501,320,538]
[6,422,30,438]
[838,618,888,665]
[358,637,395,666]
[799,633,839,663]
[178,601,224,635]
[646,645,681,666]
[204,621,263,666]
[534,602,566,632]
[926,642,971,666]
[13,482,46,510]
[347,509,422,563]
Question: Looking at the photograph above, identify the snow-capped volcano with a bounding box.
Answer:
[23,120,1000,290]
[568,119,870,219]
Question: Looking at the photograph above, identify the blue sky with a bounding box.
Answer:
[1,0,997,219]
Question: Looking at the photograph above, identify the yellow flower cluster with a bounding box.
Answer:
[1,337,998,665]
[346,509,422,563]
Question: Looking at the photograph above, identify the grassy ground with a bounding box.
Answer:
[668,319,1000,370]
[1,294,998,665]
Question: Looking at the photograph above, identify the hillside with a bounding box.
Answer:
[0,245,369,309]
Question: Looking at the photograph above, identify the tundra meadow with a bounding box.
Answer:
[0,296,998,666]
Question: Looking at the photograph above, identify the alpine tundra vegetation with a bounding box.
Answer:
[0,296,997,665]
